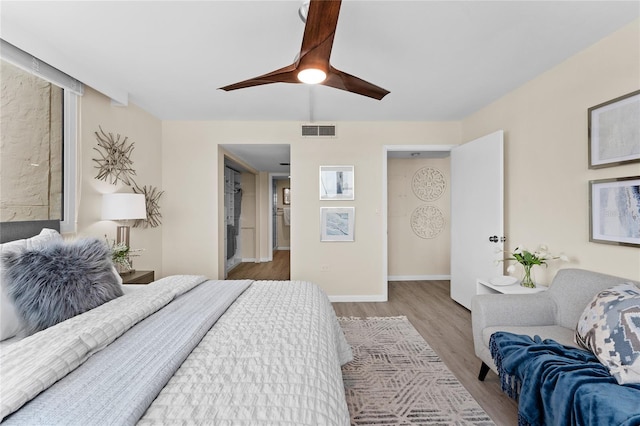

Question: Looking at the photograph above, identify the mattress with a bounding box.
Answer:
[0,276,352,425]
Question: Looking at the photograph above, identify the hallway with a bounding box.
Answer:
[226,250,290,280]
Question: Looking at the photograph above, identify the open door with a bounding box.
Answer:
[450,131,504,309]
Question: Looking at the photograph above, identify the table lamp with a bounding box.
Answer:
[101,193,147,247]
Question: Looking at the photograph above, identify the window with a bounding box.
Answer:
[0,41,81,233]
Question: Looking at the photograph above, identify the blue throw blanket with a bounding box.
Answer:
[490,331,640,426]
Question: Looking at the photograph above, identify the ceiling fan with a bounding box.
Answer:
[219,0,389,100]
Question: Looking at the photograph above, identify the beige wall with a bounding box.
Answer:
[254,171,271,262]
[275,178,291,249]
[293,123,459,299]
[239,171,257,261]
[461,20,640,283]
[388,157,451,278]
[161,121,460,298]
[77,87,163,275]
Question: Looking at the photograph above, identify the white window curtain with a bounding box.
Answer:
[0,39,83,96]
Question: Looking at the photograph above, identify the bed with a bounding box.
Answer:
[0,222,353,425]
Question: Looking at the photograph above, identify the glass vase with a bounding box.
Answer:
[520,265,536,288]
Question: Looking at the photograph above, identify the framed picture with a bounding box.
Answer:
[320,207,355,242]
[320,166,354,200]
[283,188,291,205]
[588,90,640,169]
[589,176,640,247]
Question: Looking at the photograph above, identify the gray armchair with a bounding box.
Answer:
[471,268,639,380]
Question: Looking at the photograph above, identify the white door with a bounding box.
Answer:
[450,131,504,310]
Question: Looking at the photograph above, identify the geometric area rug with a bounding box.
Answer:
[339,316,495,425]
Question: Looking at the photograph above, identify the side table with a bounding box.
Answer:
[122,270,155,285]
[476,278,547,295]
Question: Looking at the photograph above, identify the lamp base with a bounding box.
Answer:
[116,225,130,247]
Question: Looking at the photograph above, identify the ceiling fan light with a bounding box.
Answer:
[297,68,326,84]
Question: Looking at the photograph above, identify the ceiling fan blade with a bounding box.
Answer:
[297,0,341,69]
[220,0,390,100]
[219,63,298,91]
[323,67,390,100]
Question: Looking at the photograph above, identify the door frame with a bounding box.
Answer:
[268,172,290,261]
[382,144,456,301]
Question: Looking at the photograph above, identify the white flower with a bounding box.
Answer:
[559,254,570,262]
[506,264,516,274]
[513,246,523,255]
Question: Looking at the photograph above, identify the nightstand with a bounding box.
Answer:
[122,270,155,284]
[476,278,547,295]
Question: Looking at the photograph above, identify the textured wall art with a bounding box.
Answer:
[411,167,446,201]
[93,126,137,186]
[94,126,163,228]
[410,205,445,239]
[132,184,164,229]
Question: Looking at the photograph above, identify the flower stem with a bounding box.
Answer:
[521,265,535,288]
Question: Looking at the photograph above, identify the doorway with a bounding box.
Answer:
[386,150,452,283]
[383,132,504,308]
[220,144,291,280]
[271,174,291,253]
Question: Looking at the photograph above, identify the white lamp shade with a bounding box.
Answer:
[102,193,147,220]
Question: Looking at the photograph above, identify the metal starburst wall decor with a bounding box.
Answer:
[93,126,164,229]
[93,126,137,185]
[132,184,164,229]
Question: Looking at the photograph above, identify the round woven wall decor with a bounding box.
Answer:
[410,205,445,239]
[411,167,446,201]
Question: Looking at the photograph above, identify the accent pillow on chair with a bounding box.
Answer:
[2,238,124,335]
[575,282,640,384]
[0,228,63,340]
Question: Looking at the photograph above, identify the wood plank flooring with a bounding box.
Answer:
[226,253,517,425]
[333,281,518,426]
[226,250,290,280]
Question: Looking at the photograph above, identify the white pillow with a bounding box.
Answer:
[0,228,64,340]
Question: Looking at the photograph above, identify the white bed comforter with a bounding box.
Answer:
[0,278,352,425]
[139,280,352,425]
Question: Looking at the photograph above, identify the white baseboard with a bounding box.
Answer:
[241,258,256,262]
[329,294,388,302]
[276,246,290,250]
[387,274,451,281]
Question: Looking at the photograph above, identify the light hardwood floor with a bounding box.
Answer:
[333,281,518,426]
[227,253,517,425]
[226,250,291,280]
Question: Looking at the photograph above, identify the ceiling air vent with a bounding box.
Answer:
[301,124,336,137]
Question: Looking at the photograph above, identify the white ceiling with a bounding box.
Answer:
[222,144,291,174]
[1,1,638,123]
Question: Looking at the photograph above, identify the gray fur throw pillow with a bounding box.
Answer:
[2,238,123,335]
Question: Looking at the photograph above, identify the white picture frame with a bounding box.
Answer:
[319,165,354,200]
[320,207,355,242]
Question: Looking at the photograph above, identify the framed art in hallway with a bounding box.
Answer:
[283,188,291,205]
[588,90,640,169]
[589,176,640,247]
[320,207,355,242]
[319,166,354,200]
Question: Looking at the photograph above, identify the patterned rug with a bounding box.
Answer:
[339,316,494,425]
